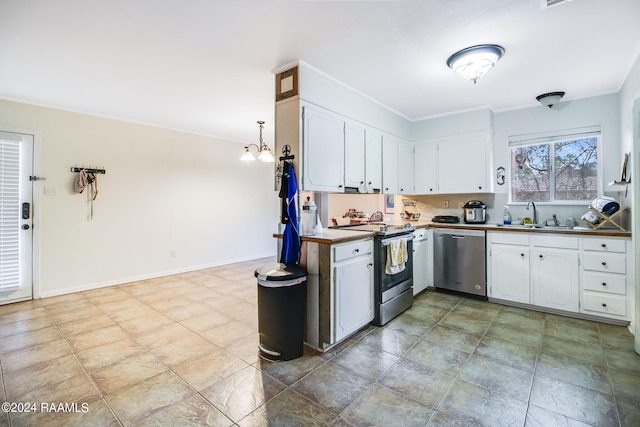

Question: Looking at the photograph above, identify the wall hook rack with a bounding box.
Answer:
[70,166,106,174]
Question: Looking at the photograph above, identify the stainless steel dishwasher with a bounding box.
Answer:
[433,228,486,296]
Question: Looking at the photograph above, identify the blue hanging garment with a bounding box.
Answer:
[280,162,300,265]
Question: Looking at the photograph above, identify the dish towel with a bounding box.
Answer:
[385,238,408,275]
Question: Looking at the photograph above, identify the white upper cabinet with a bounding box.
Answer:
[344,121,382,193]
[414,141,438,194]
[302,104,345,192]
[398,139,414,194]
[364,128,382,193]
[344,121,366,191]
[437,132,491,194]
[382,135,399,194]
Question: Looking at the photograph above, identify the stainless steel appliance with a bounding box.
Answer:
[433,228,486,297]
[463,200,487,224]
[334,223,415,325]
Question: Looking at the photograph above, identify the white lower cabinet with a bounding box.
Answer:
[488,232,632,321]
[490,244,530,304]
[332,240,374,343]
[412,228,430,296]
[580,237,630,320]
[531,248,579,312]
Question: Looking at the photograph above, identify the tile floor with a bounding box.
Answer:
[1,257,639,426]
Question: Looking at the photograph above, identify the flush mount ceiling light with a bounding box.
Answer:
[446,44,505,84]
[536,91,566,109]
[241,121,274,162]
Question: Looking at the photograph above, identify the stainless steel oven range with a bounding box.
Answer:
[334,223,416,325]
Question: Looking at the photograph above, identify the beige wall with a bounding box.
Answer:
[0,99,278,298]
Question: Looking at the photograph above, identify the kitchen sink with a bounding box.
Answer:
[494,223,573,230]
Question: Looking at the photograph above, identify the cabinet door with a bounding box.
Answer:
[302,105,345,192]
[489,245,530,303]
[334,256,374,342]
[398,139,414,194]
[382,135,398,194]
[413,240,428,295]
[365,128,383,192]
[437,133,489,194]
[531,249,579,312]
[414,142,438,194]
[344,121,366,190]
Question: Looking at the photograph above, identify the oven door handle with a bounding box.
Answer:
[381,235,415,246]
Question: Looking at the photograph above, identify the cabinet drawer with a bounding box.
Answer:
[582,292,626,317]
[582,253,626,274]
[582,272,626,295]
[531,234,578,250]
[582,238,626,253]
[333,239,373,263]
[489,232,529,246]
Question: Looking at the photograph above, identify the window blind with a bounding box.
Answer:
[508,125,601,147]
[0,138,20,292]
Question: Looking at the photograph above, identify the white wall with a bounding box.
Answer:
[618,52,640,351]
[0,99,278,298]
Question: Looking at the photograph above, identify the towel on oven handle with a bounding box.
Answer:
[385,238,408,275]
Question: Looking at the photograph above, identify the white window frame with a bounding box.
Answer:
[508,126,603,205]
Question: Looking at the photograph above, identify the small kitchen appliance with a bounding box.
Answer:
[463,200,487,224]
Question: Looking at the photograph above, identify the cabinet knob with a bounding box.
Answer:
[368,181,372,185]
[602,261,607,266]
[368,263,373,267]
[360,181,364,184]
[354,248,359,253]
[478,186,482,190]
[602,303,607,308]
[602,282,607,287]
[338,184,343,188]
[429,188,433,192]
[539,255,543,259]
[400,188,404,192]
[521,253,525,257]
[385,187,389,191]
[601,243,607,248]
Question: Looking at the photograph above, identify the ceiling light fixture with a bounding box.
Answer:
[536,91,565,109]
[241,121,274,162]
[446,44,505,84]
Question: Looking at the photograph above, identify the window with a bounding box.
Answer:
[509,128,600,203]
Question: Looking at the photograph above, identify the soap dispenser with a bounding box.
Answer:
[503,205,512,225]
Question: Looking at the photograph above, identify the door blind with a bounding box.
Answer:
[0,138,20,291]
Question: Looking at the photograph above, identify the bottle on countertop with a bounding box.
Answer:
[503,205,512,225]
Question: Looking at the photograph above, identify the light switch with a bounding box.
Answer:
[44,185,57,196]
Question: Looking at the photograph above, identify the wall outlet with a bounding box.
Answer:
[458,201,464,209]
[171,250,176,258]
[44,185,57,196]
[443,200,449,208]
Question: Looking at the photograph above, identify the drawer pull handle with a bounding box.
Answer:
[602,262,607,266]
[602,282,607,287]
[602,303,607,308]
[601,243,607,248]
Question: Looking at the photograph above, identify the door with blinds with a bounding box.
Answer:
[0,131,33,305]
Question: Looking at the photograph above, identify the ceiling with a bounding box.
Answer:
[1,0,640,145]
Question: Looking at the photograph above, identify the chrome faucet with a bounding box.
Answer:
[527,201,538,225]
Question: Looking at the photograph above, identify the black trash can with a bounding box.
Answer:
[256,263,307,361]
